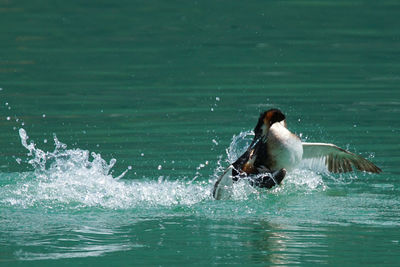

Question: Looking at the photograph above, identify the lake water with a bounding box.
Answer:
[1,0,400,265]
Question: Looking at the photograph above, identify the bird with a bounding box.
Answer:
[212,108,381,199]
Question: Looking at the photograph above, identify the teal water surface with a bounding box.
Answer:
[1,0,400,266]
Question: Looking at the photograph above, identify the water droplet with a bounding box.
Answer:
[128,166,132,170]
[42,114,46,118]
[109,158,117,167]
[141,153,144,157]
[210,108,214,111]
[212,139,218,145]
[5,102,8,106]
[15,158,21,164]
[157,165,162,170]
[6,116,10,121]
[216,97,220,101]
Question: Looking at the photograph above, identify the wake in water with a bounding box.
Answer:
[0,128,327,210]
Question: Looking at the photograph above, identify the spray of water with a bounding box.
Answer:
[0,128,213,209]
[0,128,327,210]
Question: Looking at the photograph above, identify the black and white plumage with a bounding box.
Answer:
[213,109,381,200]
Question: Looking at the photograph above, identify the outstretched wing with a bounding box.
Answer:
[231,136,262,176]
[213,165,234,200]
[301,142,381,173]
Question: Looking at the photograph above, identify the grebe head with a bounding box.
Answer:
[254,109,286,142]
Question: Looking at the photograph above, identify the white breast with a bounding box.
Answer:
[267,122,303,171]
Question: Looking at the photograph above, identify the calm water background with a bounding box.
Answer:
[1,0,400,265]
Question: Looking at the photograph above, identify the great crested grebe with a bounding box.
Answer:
[213,109,381,200]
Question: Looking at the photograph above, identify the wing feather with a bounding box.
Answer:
[302,142,381,173]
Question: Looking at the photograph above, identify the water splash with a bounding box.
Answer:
[0,129,328,211]
[18,128,118,179]
[226,130,254,164]
[0,128,212,209]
